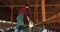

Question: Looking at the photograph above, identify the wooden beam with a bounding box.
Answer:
[46,12,60,21]
[0,4,60,7]
[0,4,59,7]
[41,0,46,22]
[0,5,34,7]
[34,0,38,24]
[43,17,60,24]
[10,0,14,25]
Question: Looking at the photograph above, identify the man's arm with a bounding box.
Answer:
[27,16,34,27]
[27,16,31,23]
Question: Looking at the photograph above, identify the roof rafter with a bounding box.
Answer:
[0,4,60,7]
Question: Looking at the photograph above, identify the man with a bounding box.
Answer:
[14,5,32,32]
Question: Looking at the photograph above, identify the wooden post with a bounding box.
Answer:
[11,7,13,24]
[34,0,39,24]
[10,0,14,27]
[41,0,46,22]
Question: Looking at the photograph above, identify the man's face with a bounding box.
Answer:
[26,6,29,8]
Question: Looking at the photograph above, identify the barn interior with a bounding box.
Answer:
[0,0,60,32]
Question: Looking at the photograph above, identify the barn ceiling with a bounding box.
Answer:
[0,0,60,30]
[0,0,60,21]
